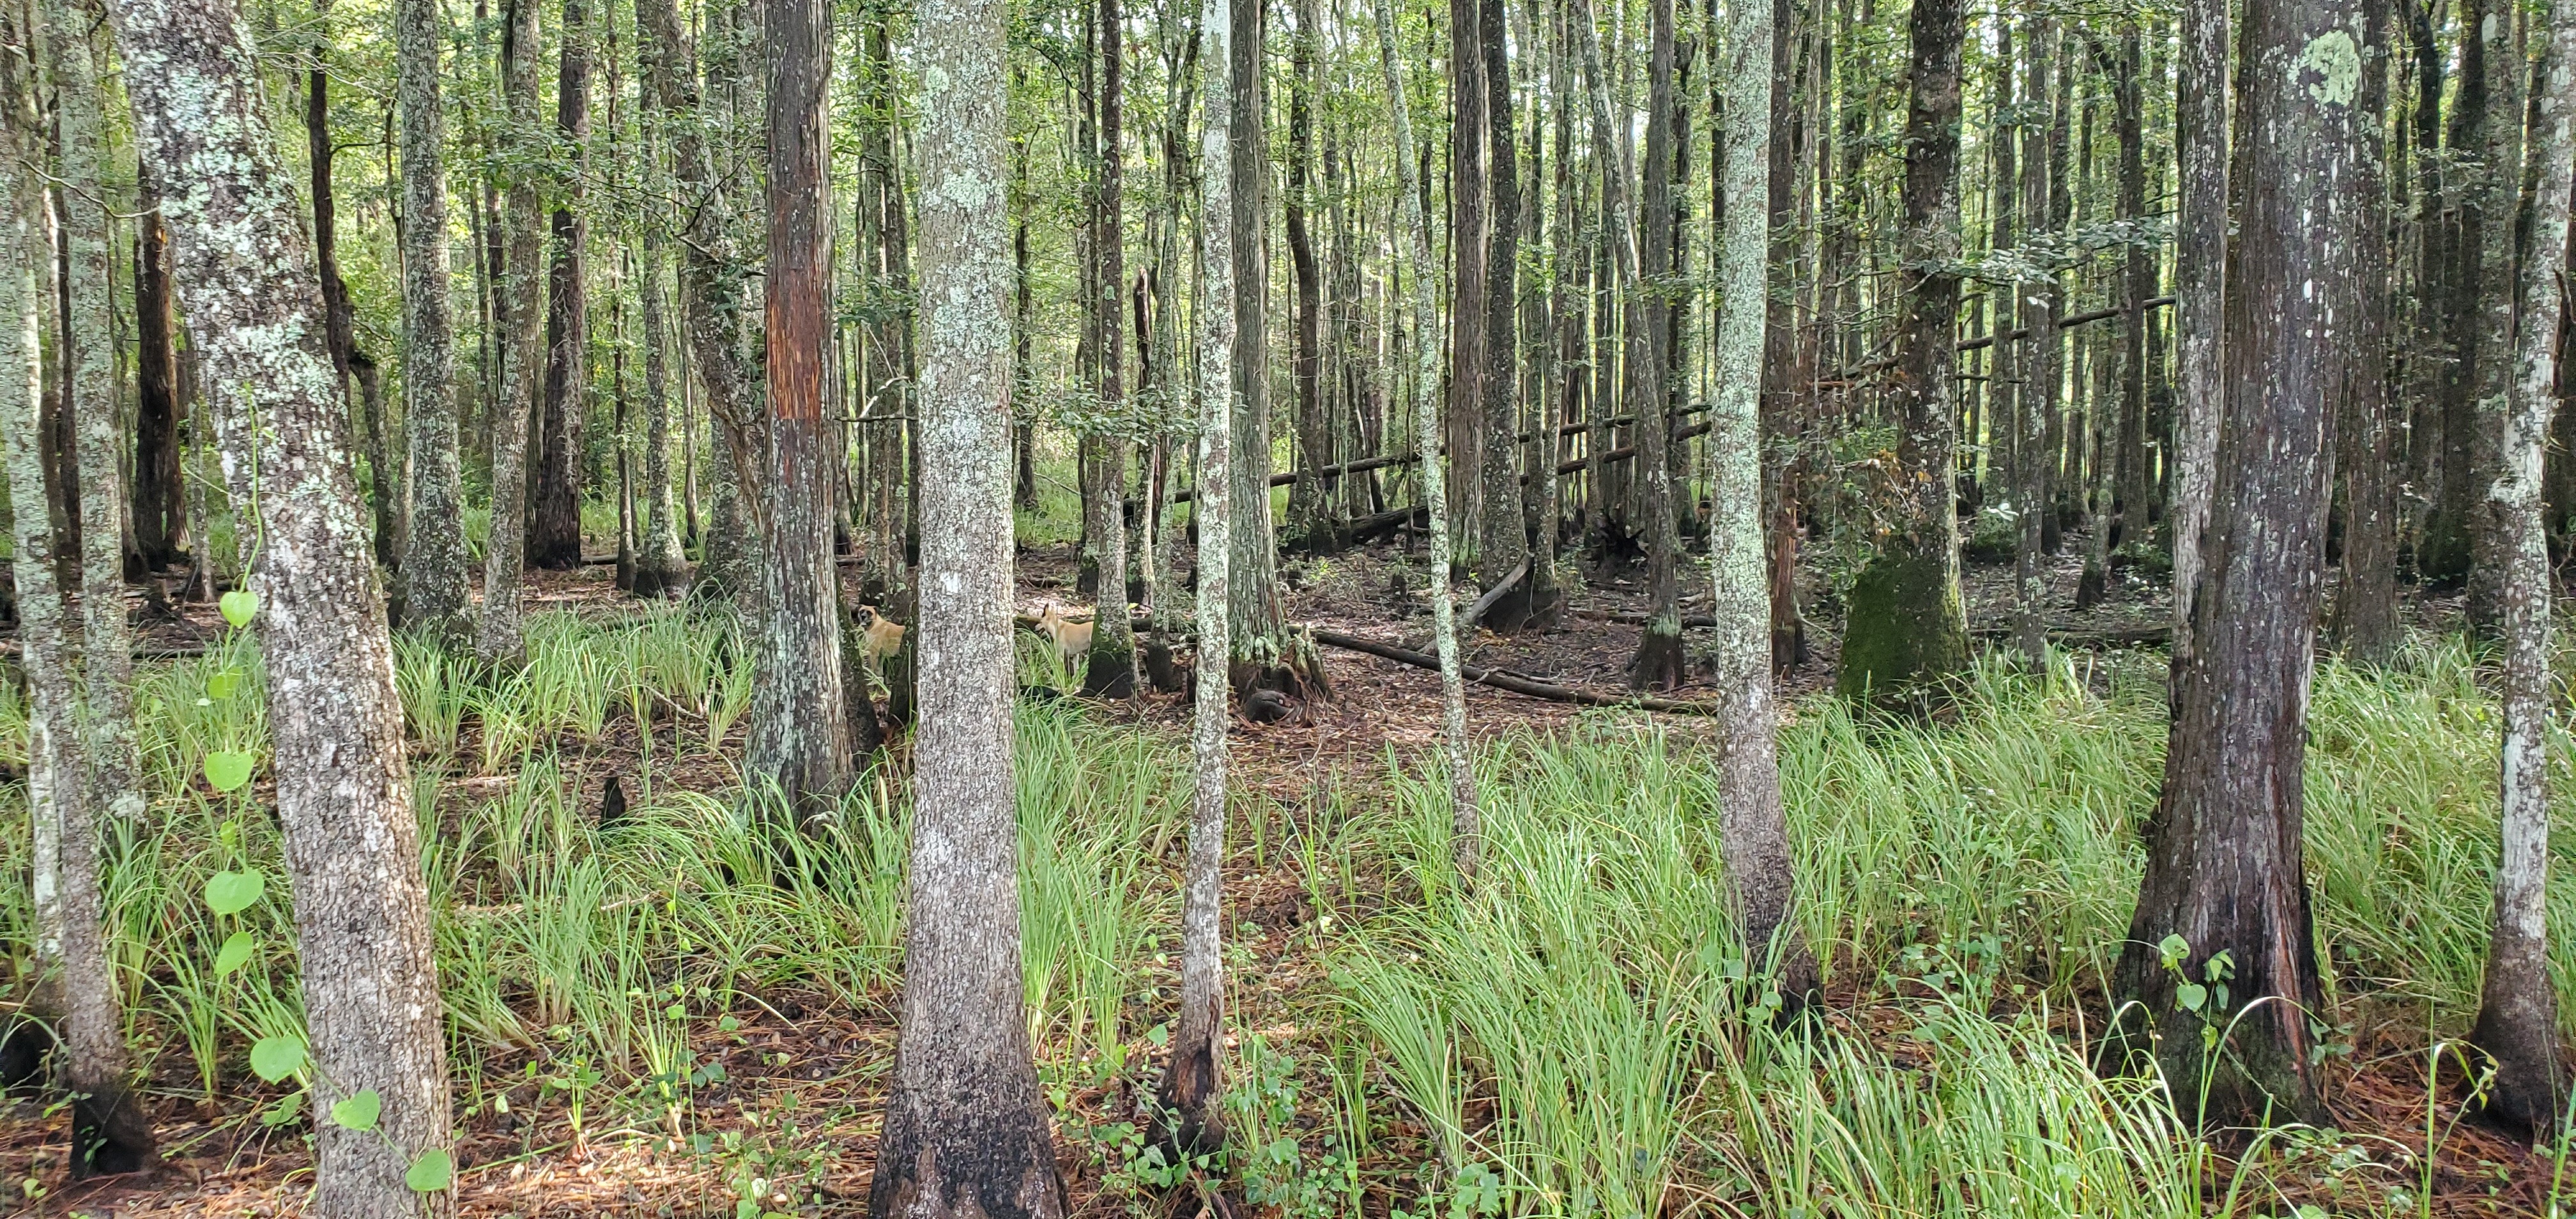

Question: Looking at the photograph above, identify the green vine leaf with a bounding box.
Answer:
[204,869,264,916]
[248,1035,305,1083]
[203,751,256,793]
[405,1147,455,1192]
[219,590,258,629]
[213,930,256,976]
[329,1089,381,1131]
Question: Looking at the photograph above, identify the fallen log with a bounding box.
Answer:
[1310,627,1721,716]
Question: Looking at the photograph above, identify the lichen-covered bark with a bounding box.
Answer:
[2470,0,2575,1132]
[1837,0,1967,703]
[868,0,1066,1203]
[111,0,454,1203]
[4,19,149,1165]
[751,0,849,818]
[1710,0,1815,1004]
[1379,0,1480,878]
[528,0,591,572]
[2113,0,2361,1123]
[1163,0,1234,1146]
[396,0,471,645]
[482,0,545,664]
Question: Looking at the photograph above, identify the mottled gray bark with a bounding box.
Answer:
[1163,0,1235,1147]
[2470,0,2575,1133]
[1380,0,1480,879]
[2113,0,2359,1123]
[2168,0,2225,649]
[2015,7,2055,668]
[1448,0,1488,568]
[396,0,470,644]
[481,0,544,664]
[2465,5,2529,628]
[1627,0,1685,690]
[1477,0,1528,624]
[1710,0,1814,1004]
[112,0,454,1202]
[868,0,1066,1203]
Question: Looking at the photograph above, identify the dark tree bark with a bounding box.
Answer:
[2335,0,2401,663]
[2169,0,2228,651]
[2110,28,2149,548]
[2113,0,2363,1123]
[2422,0,2490,585]
[1836,0,1968,703]
[529,0,591,571]
[1762,0,1807,671]
[1447,0,1488,568]
[1084,0,1137,696]
[113,0,456,1203]
[869,0,1068,1202]
[1625,0,1687,691]
[1477,0,1529,625]
[1285,0,1330,549]
[751,0,849,818]
[482,0,544,661]
[130,174,185,572]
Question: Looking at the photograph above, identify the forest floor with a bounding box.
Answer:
[2,516,2552,1218]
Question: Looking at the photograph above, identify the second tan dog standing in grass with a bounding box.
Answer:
[1035,602,1093,672]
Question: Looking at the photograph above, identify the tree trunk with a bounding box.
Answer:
[1478,0,1530,625]
[1836,0,1967,704]
[114,0,455,1201]
[1448,0,1488,571]
[2466,4,2530,627]
[1712,0,1817,1004]
[395,0,470,643]
[2015,5,2055,667]
[2112,0,2361,1123]
[1285,0,1332,549]
[2423,0,2491,586]
[130,174,185,572]
[2469,0,2575,1132]
[2110,29,2149,547]
[1379,0,1480,881]
[1164,0,1238,1147]
[529,0,590,571]
[1084,0,1137,697]
[1627,0,1687,690]
[637,0,759,607]
[634,229,688,597]
[2334,0,2400,663]
[2168,0,2226,649]
[752,0,849,818]
[1763,0,1806,671]
[309,52,399,578]
[482,0,545,663]
[1227,0,1319,702]
[868,0,1067,1204]
[21,10,153,1170]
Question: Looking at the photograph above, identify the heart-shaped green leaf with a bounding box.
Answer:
[203,751,255,793]
[206,669,243,700]
[204,869,264,916]
[330,1088,381,1131]
[248,1035,305,1082]
[213,930,256,976]
[219,590,258,629]
[405,1147,455,1192]
[2175,982,2209,1014]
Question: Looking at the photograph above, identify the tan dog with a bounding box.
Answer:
[853,605,906,663]
[1036,601,1094,670]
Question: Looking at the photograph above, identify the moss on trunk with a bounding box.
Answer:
[1836,544,1970,704]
